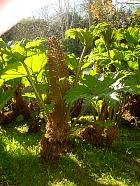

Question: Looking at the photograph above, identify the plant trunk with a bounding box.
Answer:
[122,94,140,127]
[79,123,118,148]
[71,99,83,120]
[108,107,113,121]
[40,120,69,165]
[40,100,69,165]
[98,101,108,122]
[12,85,33,119]
[40,36,69,166]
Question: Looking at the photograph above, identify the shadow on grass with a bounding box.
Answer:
[1,124,42,147]
[0,140,108,186]
[0,126,140,186]
[67,128,140,186]
[0,125,104,186]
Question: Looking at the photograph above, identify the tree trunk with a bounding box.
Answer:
[88,0,93,27]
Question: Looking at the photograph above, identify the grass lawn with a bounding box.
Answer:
[0,124,140,186]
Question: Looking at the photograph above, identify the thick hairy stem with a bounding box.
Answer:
[40,37,70,165]
[98,100,108,122]
[22,61,48,122]
[108,107,114,121]
[71,105,88,126]
[116,96,124,124]
[104,43,110,58]
[112,106,118,121]
[137,57,140,72]
[65,105,72,123]
[74,46,87,84]
[40,120,69,166]
[0,54,5,64]
[65,46,87,123]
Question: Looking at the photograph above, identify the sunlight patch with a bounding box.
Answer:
[97,173,130,186]
[50,179,76,186]
[2,135,39,156]
[15,124,28,133]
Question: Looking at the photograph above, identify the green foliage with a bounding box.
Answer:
[16,114,24,122]
[64,23,140,112]
[0,90,13,110]
[0,24,140,180]
[122,72,140,94]
[66,53,79,71]
[0,23,140,126]
[1,62,25,81]
[93,23,115,48]
[0,39,48,98]
[65,72,124,105]
[115,27,140,46]
[65,28,95,48]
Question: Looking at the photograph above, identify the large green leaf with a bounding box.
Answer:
[123,72,140,86]
[66,53,78,71]
[25,39,46,49]
[0,90,13,110]
[0,61,22,74]
[0,60,26,82]
[118,72,140,95]
[0,61,26,81]
[94,23,115,47]
[65,73,124,104]
[115,27,140,46]
[24,53,47,74]
[0,38,8,48]
[11,42,27,61]
[1,70,26,81]
[127,27,140,45]
[64,84,91,104]
[65,28,94,47]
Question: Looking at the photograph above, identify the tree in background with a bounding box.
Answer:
[2,0,140,42]
[87,0,94,27]
[2,19,48,41]
[2,1,88,41]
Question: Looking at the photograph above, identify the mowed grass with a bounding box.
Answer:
[0,124,140,186]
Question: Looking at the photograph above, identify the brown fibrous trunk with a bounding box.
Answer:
[40,36,69,165]
[98,101,108,122]
[40,120,69,165]
[79,123,118,148]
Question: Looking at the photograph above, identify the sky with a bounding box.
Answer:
[0,0,52,35]
[32,0,83,19]
[116,0,140,2]
[0,0,82,35]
